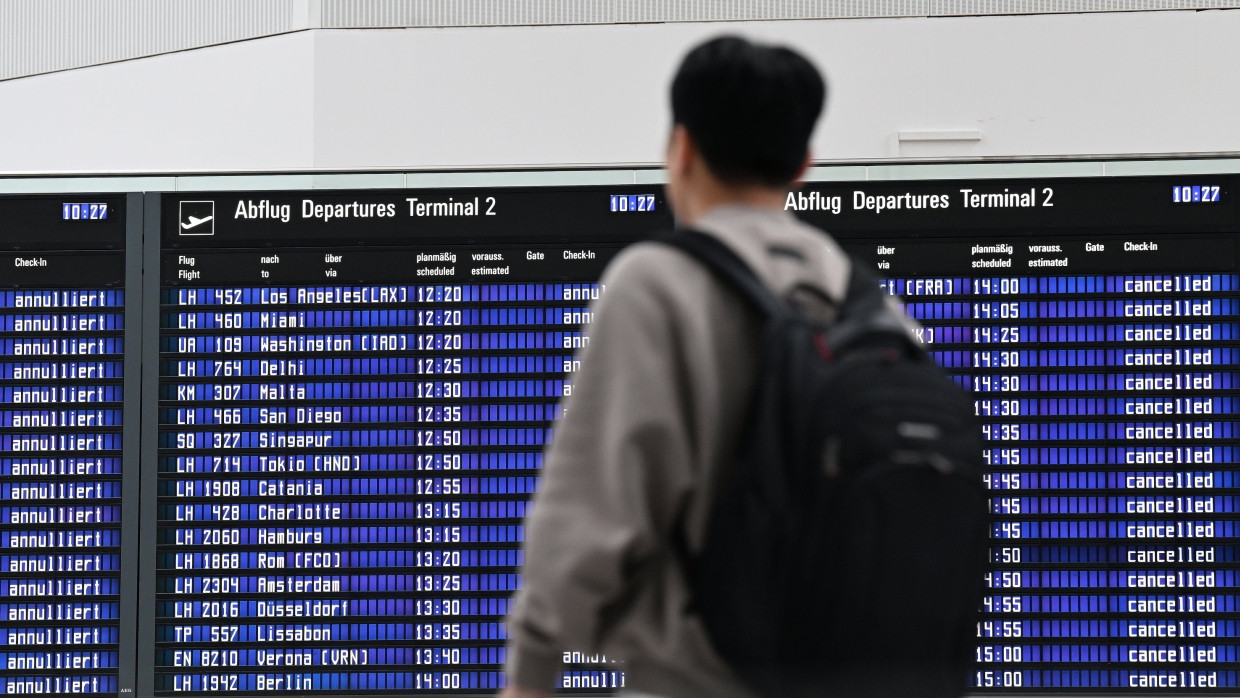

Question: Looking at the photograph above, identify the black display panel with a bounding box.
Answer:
[798,177,1239,693]
[143,177,1240,696]
[150,189,659,695]
[0,194,136,695]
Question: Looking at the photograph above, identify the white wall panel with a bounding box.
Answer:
[5,1,1238,82]
[317,0,1240,26]
[310,10,1240,170]
[310,24,672,170]
[0,32,316,174]
[0,0,309,81]
[896,11,1236,160]
[1,11,1238,174]
[317,0,921,27]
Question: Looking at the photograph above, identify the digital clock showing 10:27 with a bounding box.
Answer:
[62,203,109,220]
[1171,185,1222,203]
[609,194,657,213]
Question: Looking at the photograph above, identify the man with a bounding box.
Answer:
[502,36,845,698]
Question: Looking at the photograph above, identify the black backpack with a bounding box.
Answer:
[666,229,990,698]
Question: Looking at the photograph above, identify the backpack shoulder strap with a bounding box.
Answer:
[664,228,914,351]
[831,256,924,351]
[838,257,886,319]
[665,227,881,322]
[662,228,787,319]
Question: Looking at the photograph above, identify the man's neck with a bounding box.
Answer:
[676,181,788,227]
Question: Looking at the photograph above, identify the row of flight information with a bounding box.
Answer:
[0,176,1237,696]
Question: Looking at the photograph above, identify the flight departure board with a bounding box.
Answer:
[3,176,1239,697]
[794,178,1240,693]
[139,178,1240,696]
[149,189,653,695]
[0,194,137,696]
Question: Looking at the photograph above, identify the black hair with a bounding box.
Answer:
[670,35,826,188]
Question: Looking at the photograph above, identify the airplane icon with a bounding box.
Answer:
[181,215,213,230]
[178,201,215,235]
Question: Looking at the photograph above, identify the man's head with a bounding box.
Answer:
[666,35,826,219]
